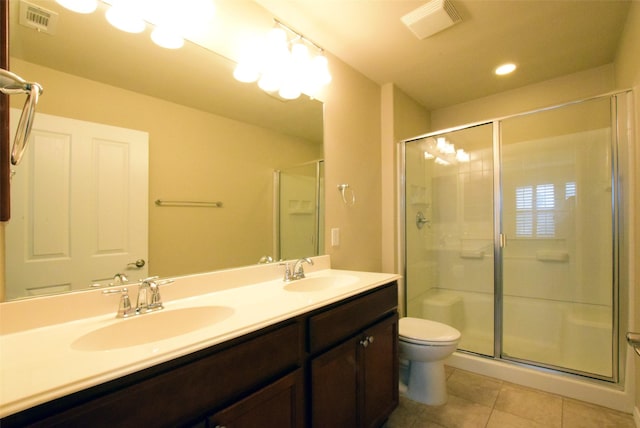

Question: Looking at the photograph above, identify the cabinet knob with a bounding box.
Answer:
[360,336,374,347]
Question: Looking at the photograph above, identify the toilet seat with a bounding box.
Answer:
[399,317,460,346]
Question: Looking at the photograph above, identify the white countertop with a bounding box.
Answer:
[0,258,400,418]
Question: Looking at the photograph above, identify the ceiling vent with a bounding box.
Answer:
[19,0,59,35]
[401,0,461,40]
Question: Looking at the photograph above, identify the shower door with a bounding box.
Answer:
[403,93,626,380]
[276,161,324,260]
[500,97,616,378]
[404,123,495,356]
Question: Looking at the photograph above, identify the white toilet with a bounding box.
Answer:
[399,317,461,405]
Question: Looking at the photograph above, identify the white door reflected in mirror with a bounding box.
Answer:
[6,110,149,299]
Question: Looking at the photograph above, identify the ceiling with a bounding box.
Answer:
[10,0,632,125]
[254,0,632,111]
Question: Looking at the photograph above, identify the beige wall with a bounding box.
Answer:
[613,0,640,418]
[322,53,383,272]
[7,59,321,279]
[380,84,431,275]
[431,65,616,130]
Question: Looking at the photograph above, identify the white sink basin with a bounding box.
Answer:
[71,306,234,351]
[283,274,359,292]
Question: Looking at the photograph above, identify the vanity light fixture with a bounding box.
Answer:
[234,20,332,100]
[423,136,469,165]
[55,0,98,14]
[495,62,517,76]
[56,0,214,50]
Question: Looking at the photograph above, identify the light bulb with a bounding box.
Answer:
[106,4,145,33]
[234,38,265,83]
[278,84,301,100]
[56,0,98,14]
[258,72,282,93]
[495,63,517,76]
[456,149,470,162]
[312,54,332,85]
[233,63,260,83]
[443,142,455,154]
[151,26,184,49]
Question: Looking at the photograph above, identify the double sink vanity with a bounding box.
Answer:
[0,256,400,427]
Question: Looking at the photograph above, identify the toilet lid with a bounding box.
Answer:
[399,317,461,345]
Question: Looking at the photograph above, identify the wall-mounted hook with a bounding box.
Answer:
[337,184,356,207]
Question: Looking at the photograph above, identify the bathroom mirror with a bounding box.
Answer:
[3,0,324,300]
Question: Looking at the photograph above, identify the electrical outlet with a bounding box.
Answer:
[331,228,340,247]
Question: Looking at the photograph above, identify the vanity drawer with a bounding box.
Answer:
[308,281,397,354]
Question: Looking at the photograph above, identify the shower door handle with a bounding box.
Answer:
[627,332,640,357]
[416,211,430,229]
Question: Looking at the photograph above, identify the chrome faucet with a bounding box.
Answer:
[136,276,164,314]
[258,255,274,264]
[280,262,294,282]
[104,276,174,318]
[292,257,314,280]
[112,272,128,286]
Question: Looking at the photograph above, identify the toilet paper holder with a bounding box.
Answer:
[627,332,640,357]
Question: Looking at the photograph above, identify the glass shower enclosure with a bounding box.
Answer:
[402,92,631,381]
[275,160,325,261]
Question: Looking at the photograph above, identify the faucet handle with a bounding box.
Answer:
[112,272,128,286]
[293,257,314,279]
[118,288,134,318]
[104,287,135,318]
[279,262,293,282]
[148,279,173,310]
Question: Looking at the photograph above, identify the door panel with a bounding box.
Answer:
[6,110,148,298]
[500,97,614,377]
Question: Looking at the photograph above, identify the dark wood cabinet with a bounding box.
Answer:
[311,314,398,428]
[208,369,304,428]
[2,281,398,428]
[361,315,398,428]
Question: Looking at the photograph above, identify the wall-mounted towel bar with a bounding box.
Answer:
[154,200,223,208]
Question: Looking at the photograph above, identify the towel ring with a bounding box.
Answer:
[337,184,356,207]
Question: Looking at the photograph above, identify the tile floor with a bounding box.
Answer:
[385,367,636,428]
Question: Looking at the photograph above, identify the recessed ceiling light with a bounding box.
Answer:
[495,63,517,76]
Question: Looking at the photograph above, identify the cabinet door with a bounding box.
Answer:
[361,314,399,428]
[310,338,358,427]
[209,370,304,428]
